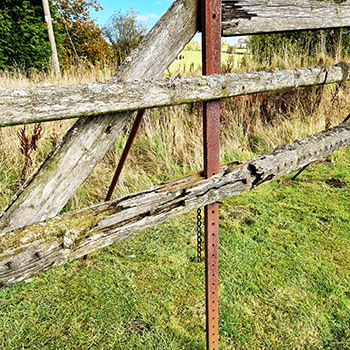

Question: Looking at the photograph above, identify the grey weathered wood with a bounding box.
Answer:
[221,0,350,36]
[1,122,350,289]
[0,0,199,234]
[2,63,350,127]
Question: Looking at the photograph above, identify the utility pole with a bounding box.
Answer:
[42,0,60,76]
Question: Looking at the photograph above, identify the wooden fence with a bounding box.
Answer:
[1,0,350,289]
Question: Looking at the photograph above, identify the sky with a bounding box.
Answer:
[89,0,239,45]
[90,0,171,30]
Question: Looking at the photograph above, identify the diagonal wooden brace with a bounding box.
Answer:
[0,0,199,234]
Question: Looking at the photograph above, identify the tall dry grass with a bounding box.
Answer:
[1,50,349,212]
[0,60,117,88]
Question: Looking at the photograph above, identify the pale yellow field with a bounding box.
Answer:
[166,50,242,76]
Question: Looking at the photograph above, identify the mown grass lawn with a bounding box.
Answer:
[0,148,350,349]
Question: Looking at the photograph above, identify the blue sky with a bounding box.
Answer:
[89,0,239,45]
[90,0,171,29]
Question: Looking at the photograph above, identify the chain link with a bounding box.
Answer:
[196,208,202,262]
[326,81,343,129]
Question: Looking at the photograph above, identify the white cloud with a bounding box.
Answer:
[136,13,160,22]
[154,0,172,4]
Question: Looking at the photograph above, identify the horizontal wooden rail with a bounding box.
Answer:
[0,0,199,235]
[222,0,350,36]
[1,122,350,289]
[1,62,349,127]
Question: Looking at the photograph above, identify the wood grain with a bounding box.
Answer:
[0,0,199,234]
[1,122,350,289]
[222,0,350,36]
[1,63,349,127]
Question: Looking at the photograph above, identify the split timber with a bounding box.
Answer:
[1,0,350,288]
[221,0,350,36]
[1,122,350,289]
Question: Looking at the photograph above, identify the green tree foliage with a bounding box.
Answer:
[0,0,51,70]
[104,10,146,66]
[221,41,236,54]
[53,0,110,66]
[0,0,109,71]
[184,40,200,51]
[248,29,350,63]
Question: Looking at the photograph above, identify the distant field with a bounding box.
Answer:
[166,50,243,76]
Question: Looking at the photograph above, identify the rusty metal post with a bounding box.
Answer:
[202,0,221,349]
[105,110,145,201]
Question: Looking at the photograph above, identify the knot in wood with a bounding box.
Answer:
[168,77,181,89]
[62,229,79,249]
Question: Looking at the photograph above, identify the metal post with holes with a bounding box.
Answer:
[202,0,221,349]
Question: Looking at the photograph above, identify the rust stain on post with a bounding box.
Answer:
[202,0,221,348]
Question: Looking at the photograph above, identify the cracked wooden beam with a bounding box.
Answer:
[0,0,199,234]
[1,63,350,127]
[2,0,350,233]
[221,0,350,36]
[1,122,350,289]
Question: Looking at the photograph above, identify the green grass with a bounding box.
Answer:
[1,148,350,349]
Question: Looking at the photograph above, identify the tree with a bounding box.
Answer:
[221,41,236,54]
[0,0,51,71]
[184,40,200,51]
[52,0,110,66]
[0,0,109,71]
[103,10,146,66]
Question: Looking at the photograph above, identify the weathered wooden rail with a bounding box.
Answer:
[1,122,350,289]
[221,0,350,36]
[1,0,350,289]
[2,0,350,235]
[0,0,198,234]
[1,63,349,127]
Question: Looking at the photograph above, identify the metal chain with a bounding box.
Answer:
[196,208,203,262]
[326,80,343,129]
